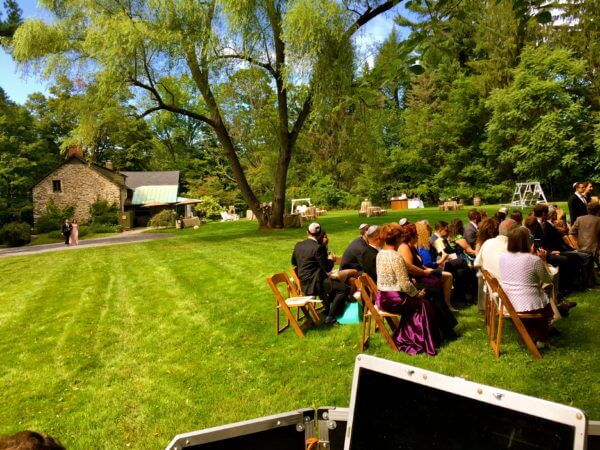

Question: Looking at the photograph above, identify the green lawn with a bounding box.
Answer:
[0,207,598,449]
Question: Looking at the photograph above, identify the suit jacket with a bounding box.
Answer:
[340,236,368,271]
[542,221,571,252]
[358,244,379,282]
[291,238,329,296]
[568,194,588,225]
[61,223,72,236]
[529,219,544,242]
[570,215,600,253]
[463,222,478,249]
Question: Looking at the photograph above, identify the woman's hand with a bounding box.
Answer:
[417,289,426,298]
[537,248,547,261]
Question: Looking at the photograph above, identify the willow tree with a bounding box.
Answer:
[11,0,401,228]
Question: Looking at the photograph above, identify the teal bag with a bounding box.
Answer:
[337,301,362,324]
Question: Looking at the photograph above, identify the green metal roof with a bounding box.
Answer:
[131,185,178,205]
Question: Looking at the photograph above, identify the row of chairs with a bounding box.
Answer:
[268,269,547,360]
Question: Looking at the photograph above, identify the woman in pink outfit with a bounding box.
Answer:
[70,219,79,245]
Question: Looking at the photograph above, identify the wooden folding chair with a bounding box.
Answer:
[481,270,543,359]
[355,274,401,351]
[266,272,322,338]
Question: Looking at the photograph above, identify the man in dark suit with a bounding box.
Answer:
[531,204,583,293]
[568,182,588,226]
[292,223,349,324]
[340,224,369,271]
[463,209,481,250]
[61,219,72,245]
[358,225,381,282]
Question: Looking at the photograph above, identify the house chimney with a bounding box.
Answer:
[105,161,114,170]
[67,145,84,158]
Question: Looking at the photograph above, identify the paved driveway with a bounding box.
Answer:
[0,233,175,258]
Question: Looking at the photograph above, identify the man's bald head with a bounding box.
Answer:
[498,218,518,236]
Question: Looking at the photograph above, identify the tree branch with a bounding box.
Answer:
[214,52,276,77]
[289,93,312,148]
[130,78,216,126]
[344,0,402,38]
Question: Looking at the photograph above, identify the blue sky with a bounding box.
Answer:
[1,1,405,105]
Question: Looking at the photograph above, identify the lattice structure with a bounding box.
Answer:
[290,198,312,214]
[510,182,548,208]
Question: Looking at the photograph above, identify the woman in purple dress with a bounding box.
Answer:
[376,224,445,356]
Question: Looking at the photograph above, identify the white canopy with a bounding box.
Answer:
[290,198,312,214]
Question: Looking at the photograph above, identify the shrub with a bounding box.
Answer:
[148,210,176,228]
[194,196,223,220]
[0,222,32,247]
[89,198,119,225]
[19,205,34,226]
[88,224,120,233]
[47,230,63,239]
[36,200,75,233]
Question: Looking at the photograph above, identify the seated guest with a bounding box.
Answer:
[430,221,474,304]
[540,204,593,288]
[292,223,350,324]
[529,204,580,293]
[499,226,555,348]
[474,219,519,311]
[448,218,477,260]
[510,210,523,225]
[358,225,381,281]
[400,223,454,310]
[570,201,600,260]
[463,209,482,250]
[495,207,508,222]
[340,224,369,271]
[376,224,455,356]
[475,217,499,253]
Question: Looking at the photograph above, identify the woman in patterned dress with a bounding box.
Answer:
[376,224,450,356]
[499,226,554,347]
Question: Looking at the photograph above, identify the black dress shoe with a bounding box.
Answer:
[562,301,577,309]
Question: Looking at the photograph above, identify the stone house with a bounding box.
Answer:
[32,147,189,227]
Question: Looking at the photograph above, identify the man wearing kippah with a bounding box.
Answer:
[291,223,350,324]
[358,225,381,282]
[339,223,369,272]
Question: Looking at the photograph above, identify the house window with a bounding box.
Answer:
[52,180,62,192]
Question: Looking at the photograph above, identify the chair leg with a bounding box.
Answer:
[509,315,543,359]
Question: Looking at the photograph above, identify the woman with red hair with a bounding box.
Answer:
[376,224,453,355]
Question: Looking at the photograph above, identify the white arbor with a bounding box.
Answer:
[510,182,548,208]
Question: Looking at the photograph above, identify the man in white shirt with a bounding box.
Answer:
[474,219,519,311]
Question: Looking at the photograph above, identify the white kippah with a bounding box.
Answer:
[359,223,369,231]
[399,218,408,226]
[499,207,508,214]
[308,222,321,235]
[366,225,379,237]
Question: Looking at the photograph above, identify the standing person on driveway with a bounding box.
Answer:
[61,219,72,246]
[70,219,79,245]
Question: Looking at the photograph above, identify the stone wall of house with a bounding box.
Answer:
[33,160,125,225]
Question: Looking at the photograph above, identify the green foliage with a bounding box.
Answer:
[193,196,222,220]
[148,209,176,228]
[0,221,31,246]
[88,223,120,233]
[89,198,119,226]
[486,45,593,191]
[35,199,75,233]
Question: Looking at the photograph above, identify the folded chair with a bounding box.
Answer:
[481,270,543,359]
[266,272,322,338]
[355,274,400,351]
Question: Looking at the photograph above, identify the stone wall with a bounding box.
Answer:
[33,159,125,224]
